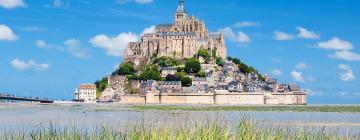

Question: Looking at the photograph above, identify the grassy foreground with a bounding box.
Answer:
[1,119,359,140]
[131,105,360,113]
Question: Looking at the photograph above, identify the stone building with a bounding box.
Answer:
[125,0,227,65]
[75,84,97,102]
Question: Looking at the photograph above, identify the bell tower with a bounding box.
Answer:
[175,0,187,21]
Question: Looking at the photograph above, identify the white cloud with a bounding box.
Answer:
[10,59,49,71]
[291,70,305,82]
[89,25,158,57]
[219,27,251,43]
[35,40,47,48]
[141,25,156,35]
[305,89,323,96]
[90,32,138,57]
[337,91,348,96]
[273,31,294,41]
[295,62,310,69]
[297,27,319,39]
[35,39,89,59]
[64,38,89,59]
[271,69,282,76]
[317,37,353,50]
[117,0,153,4]
[35,40,64,51]
[330,50,360,61]
[0,24,17,41]
[338,64,355,81]
[0,0,25,9]
[53,0,63,7]
[22,26,47,32]
[233,21,259,28]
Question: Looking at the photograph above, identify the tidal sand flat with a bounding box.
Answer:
[1,103,360,139]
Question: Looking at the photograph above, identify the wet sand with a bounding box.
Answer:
[0,103,359,134]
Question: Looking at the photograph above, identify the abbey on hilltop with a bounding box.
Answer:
[84,0,307,105]
[125,0,227,65]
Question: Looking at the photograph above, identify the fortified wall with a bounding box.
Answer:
[117,92,307,105]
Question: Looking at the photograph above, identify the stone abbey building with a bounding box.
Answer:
[125,0,227,64]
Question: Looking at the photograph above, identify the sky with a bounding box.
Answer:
[0,0,359,104]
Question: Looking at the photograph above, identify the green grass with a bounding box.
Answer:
[131,105,360,113]
[1,118,359,140]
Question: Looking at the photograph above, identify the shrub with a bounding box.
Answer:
[196,71,206,77]
[185,58,201,73]
[180,77,192,87]
[118,62,136,75]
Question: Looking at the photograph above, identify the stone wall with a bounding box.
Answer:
[214,92,264,105]
[158,93,214,104]
[118,95,145,104]
[116,92,307,105]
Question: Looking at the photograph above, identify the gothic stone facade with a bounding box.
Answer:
[125,0,227,65]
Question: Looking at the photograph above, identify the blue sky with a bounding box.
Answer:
[0,0,359,104]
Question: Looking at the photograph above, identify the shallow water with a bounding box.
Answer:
[0,103,359,135]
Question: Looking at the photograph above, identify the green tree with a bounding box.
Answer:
[180,77,192,87]
[185,58,201,73]
[95,77,108,92]
[118,62,136,75]
[216,57,224,66]
[139,65,162,81]
[212,48,217,58]
[198,48,209,58]
[232,58,241,65]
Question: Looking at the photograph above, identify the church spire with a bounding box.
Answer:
[177,0,185,13]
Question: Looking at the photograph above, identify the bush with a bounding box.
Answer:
[198,48,209,58]
[177,66,185,72]
[185,58,201,73]
[139,65,162,81]
[216,57,224,66]
[196,71,206,77]
[153,56,180,67]
[118,62,136,75]
[180,77,192,87]
[95,77,108,92]
[175,71,186,78]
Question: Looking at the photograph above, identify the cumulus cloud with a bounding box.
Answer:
[10,59,49,71]
[35,39,89,58]
[330,50,360,61]
[273,31,293,41]
[89,25,160,57]
[219,27,251,43]
[295,62,310,70]
[64,39,89,59]
[117,0,153,4]
[0,0,25,9]
[271,69,282,76]
[0,24,17,41]
[338,64,355,81]
[233,21,260,28]
[317,37,353,50]
[297,27,319,39]
[90,32,138,57]
[291,70,305,82]
[141,25,156,35]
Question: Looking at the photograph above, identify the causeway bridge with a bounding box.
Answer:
[0,93,54,103]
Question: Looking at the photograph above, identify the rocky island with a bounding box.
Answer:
[77,0,307,105]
